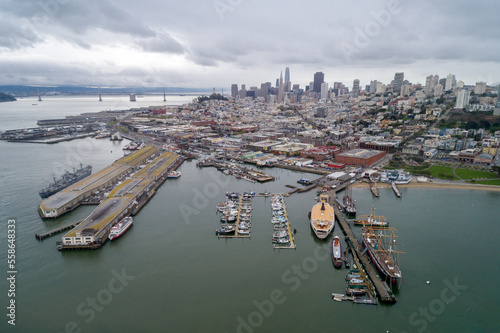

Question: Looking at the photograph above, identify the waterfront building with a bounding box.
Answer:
[335,149,386,167]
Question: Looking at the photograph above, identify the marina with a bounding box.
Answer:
[216,192,252,238]
[270,194,295,249]
[197,158,275,183]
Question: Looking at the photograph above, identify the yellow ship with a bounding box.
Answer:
[310,194,335,239]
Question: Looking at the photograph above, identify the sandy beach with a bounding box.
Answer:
[352,180,500,192]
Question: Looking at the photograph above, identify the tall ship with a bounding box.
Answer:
[354,205,389,227]
[109,217,133,240]
[39,164,92,199]
[361,226,403,289]
[343,183,356,215]
[310,194,335,239]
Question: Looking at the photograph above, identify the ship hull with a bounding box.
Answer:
[362,238,402,289]
[109,218,133,241]
[331,236,343,268]
[39,165,92,198]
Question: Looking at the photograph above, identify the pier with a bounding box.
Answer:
[331,196,397,304]
[370,182,380,197]
[35,221,82,240]
[217,196,251,238]
[391,182,401,197]
[57,150,180,250]
[39,146,158,218]
[272,195,296,249]
[197,158,275,183]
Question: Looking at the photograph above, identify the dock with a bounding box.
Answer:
[217,196,251,238]
[370,182,380,197]
[197,158,275,183]
[332,196,397,304]
[35,221,82,240]
[57,150,181,250]
[272,195,296,249]
[391,182,401,197]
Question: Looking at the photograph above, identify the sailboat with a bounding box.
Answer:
[354,205,389,227]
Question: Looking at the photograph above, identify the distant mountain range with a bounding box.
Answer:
[0,85,214,97]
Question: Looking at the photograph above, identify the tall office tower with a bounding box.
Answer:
[393,72,404,93]
[432,75,440,88]
[369,80,378,93]
[285,67,290,83]
[320,82,329,100]
[284,81,292,93]
[433,84,443,97]
[292,84,300,91]
[231,84,238,99]
[425,75,433,92]
[277,71,284,103]
[352,79,360,97]
[276,78,280,87]
[475,82,487,94]
[445,73,456,91]
[239,84,247,99]
[365,85,370,92]
[439,78,447,88]
[455,90,471,109]
[313,72,324,93]
[261,83,269,101]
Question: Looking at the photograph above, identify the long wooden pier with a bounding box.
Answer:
[332,198,397,304]
[35,221,82,240]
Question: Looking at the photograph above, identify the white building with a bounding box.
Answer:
[455,90,471,109]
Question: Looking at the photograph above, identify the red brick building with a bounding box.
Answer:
[335,149,386,167]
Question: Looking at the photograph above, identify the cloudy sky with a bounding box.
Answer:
[1,0,499,90]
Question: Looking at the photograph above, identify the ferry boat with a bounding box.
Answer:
[167,171,181,178]
[108,217,133,240]
[331,235,343,268]
[310,194,335,239]
[361,226,403,289]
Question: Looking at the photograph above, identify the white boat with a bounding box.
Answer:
[109,217,133,240]
[168,171,181,178]
[310,194,335,239]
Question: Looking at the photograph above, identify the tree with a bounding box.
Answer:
[465,121,478,130]
[492,166,500,176]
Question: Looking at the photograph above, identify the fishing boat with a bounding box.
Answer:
[273,230,288,238]
[354,205,389,227]
[310,194,335,239]
[108,217,133,240]
[215,225,236,235]
[361,226,403,289]
[238,229,250,235]
[331,235,343,268]
[272,237,290,244]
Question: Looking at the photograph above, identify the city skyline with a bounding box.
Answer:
[1,0,500,88]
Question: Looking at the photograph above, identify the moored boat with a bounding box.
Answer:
[108,217,133,240]
[354,205,389,227]
[361,226,403,289]
[167,171,181,178]
[331,235,343,268]
[216,225,236,235]
[310,194,335,239]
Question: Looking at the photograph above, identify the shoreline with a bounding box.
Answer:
[352,181,500,192]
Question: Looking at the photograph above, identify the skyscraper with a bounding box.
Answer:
[425,75,433,92]
[445,73,456,91]
[352,79,360,97]
[455,90,470,109]
[261,83,268,101]
[313,72,324,93]
[393,72,404,93]
[231,84,238,99]
[277,71,284,103]
[321,82,329,100]
[285,67,290,83]
[369,80,377,93]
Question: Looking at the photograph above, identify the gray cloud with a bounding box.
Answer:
[0,0,500,87]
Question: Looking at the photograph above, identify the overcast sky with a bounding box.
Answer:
[1,0,499,90]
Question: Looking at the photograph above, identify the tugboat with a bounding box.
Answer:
[331,235,343,268]
[108,217,133,240]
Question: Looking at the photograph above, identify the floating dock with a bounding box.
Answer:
[217,196,251,238]
[332,196,397,304]
[272,195,295,249]
[57,150,180,250]
[197,159,275,183]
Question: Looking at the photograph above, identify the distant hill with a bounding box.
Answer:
[0,85,214,97]
[0,92,16,102]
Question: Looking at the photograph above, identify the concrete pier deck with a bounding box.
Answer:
[58,151,179,250]
[39,146,157,218]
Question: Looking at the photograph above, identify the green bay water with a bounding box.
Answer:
[1,99,500,332]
